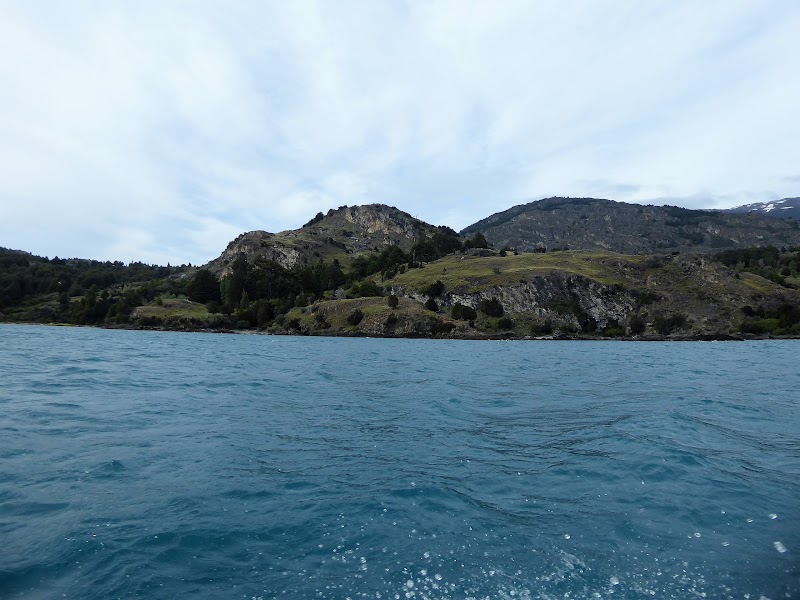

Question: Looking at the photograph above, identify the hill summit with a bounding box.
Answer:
[206,204,451,276]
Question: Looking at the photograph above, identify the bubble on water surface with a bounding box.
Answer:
[773,541,787,553]
[610,575,620,585]
[769,513,778,520]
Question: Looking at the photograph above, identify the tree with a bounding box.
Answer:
[629,314,646,335]
[424,297,439,311]
[304,212,325,227]
[464,232,490,250]
[452,303,477,321]
[423,280,445,298]
[187,269,221,304]
[221,253,248,306]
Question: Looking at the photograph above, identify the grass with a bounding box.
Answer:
[740,273,780,294]
[388,250,644,293]
[133,297,210,320]
[283,296,455,333]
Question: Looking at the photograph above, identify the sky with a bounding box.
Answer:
[1,1,799,265]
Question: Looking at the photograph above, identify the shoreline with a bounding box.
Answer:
[3,320,797,341]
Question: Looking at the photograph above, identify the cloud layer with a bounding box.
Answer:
[1,0,799,264]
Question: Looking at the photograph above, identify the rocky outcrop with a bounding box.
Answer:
[391,273,636,331]
[204,204,445,276]
[205,231,304,276]
[312,204,440,252]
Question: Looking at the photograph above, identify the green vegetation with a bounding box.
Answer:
[389,251,638,293]
[4,226,800,340]
[0,247,187,325]
[713,246,799,288]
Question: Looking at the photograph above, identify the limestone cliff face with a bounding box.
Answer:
[392,274,636,330]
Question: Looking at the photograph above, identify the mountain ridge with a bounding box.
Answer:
[459,196,800,254]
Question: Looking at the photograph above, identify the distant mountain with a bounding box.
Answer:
[722,197,800,220]
[461,197,800,254]
[205,204,451,276]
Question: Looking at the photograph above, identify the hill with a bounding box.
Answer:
[205,204,455,276]
[278,249,800,339]
[722,197,800,220]
[461,197,800,254]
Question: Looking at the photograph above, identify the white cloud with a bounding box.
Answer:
[0,0,798,263]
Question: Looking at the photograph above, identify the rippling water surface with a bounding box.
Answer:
[1,324,798,599]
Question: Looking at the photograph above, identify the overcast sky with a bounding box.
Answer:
[1,1,799,265]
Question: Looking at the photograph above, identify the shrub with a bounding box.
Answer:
[497,317,514,330]
[530,320,553,336]
[653,313,686,335]
[347,308,364,326]
[314,312,330,328]
[479,297,504,317]
[422,280,445,297]
[452,303,478,321]
[628,314,646,335]
[387,294,399,308]
[425,297,439,312]
[601,320,625,337]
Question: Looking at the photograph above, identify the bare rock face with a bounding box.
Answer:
[317,204,437,252]
[394,274,636,330]
[205,231,304,276]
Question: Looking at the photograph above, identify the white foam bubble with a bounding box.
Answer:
[773,541,787,553]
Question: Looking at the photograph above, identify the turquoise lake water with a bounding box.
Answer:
[1,324,798,598]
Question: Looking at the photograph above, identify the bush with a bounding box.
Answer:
[497,317,513,330]
[387,294,399,308]
[628,314,646,335]
[601,320,625,337]
[347,308,364,326]
[314,312,330,329]
[451,302,477,320]
[530,320,553,336]
[422,280,445,298]
[479,297,504,317]
[424,297,439,312]
[740,318,779,334]
[653,313,686,335]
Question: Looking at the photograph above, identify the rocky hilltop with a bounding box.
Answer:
[461,197,800,254]
[205,204,447,276]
